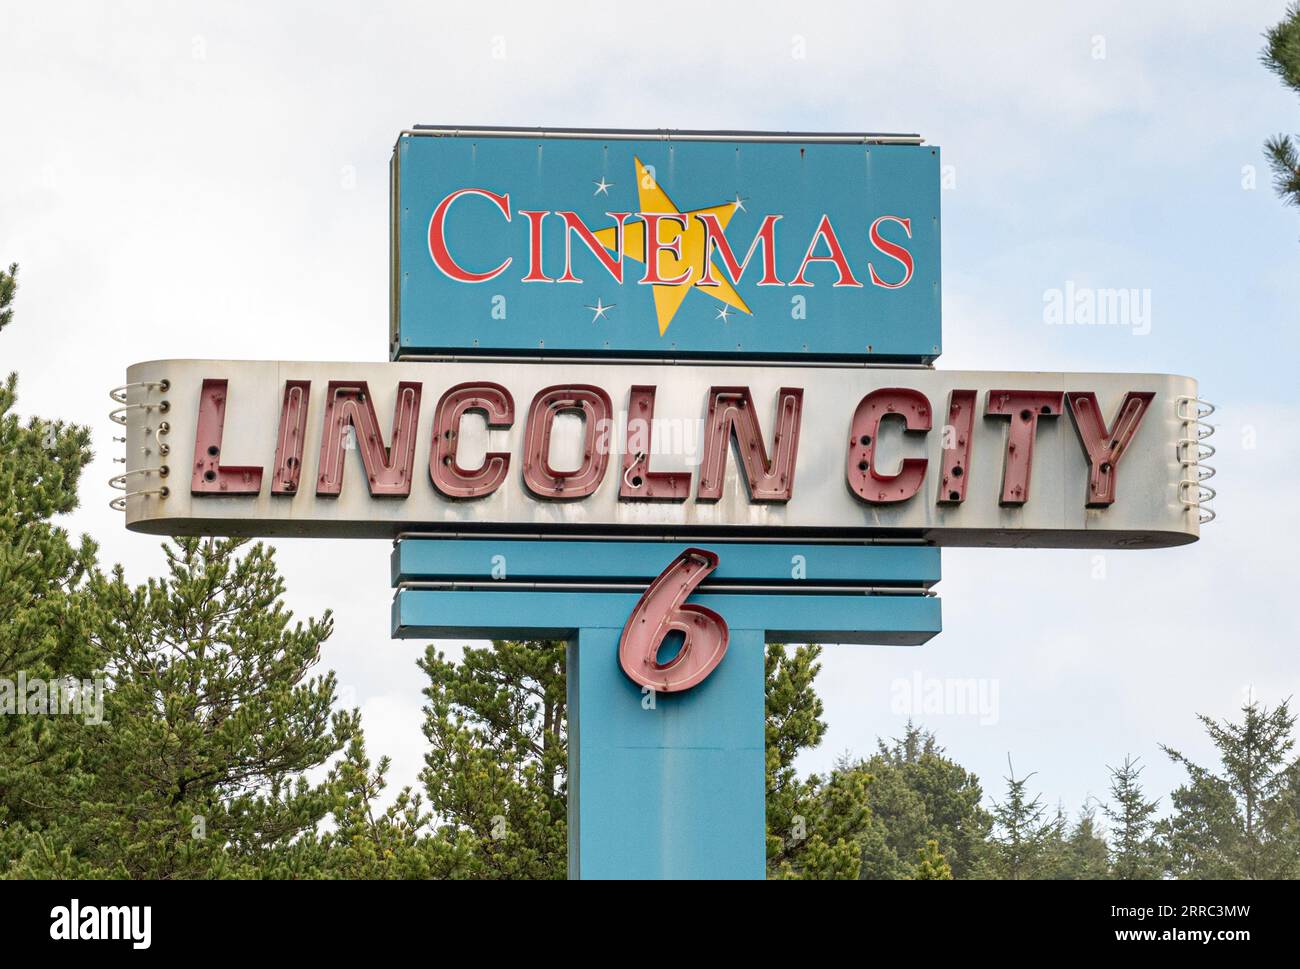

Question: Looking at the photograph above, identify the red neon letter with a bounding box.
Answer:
[317,381,422,497]
[936,389,976,504]
[427,188,512,282]
[620,385,691,501]
[192,378,263,496]
[619,548,728,693]
[697,387,803,503]
[985,390,1064,506]
[522,385,613,499]
[271,379,310,496]
[791,214,862,287]
[695,213,784,287]
[430,382,515,499]
[1066,391,1155,507]
[868,216,915,289]
[845,388,932,503]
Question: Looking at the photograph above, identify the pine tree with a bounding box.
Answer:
[419,639,569,879]
[269,730,461,879]
[1263,3,1300,208]
[1156,770,1241,879]
[1103,756,1160,879]
[766,644,829,867]
[990,757,1053,879]
[1158,697,1300,879]
[0,273,100,869]
[768,757,872,880]
[764,644,873,879]
[1059,804,1111,880]
[868,723,987,879]
[1037,801,1073,879]
[319,734,438,878]
[1264,759,1300,865]
[846,723,993,879]
[769,719,999,880]
[11,538,358,879]
[0,264,17,333]
[912,838,953,880]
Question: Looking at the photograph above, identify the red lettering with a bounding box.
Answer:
[519,210,552,283]
[639,213,692,285]
[620,385,691,501]
[618,548,728,693]
[192,378,263,496]
[985,390,1064,506]
[1066,391,1155,507]
[430,382,515,499]
[845,388,932,503]
[936,389,976,504]
[697,387,803,502]
[557,211,630,284]
[522,385,613,499]
[271,380,310,496]
[317,381,423,497]
[427,188,512,282]
[868,216,915,289]
[695,213,784,287]
[791,215,862,287]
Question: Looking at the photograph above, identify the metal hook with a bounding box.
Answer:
[109,379,169,404]
[109,485,169,512]
[1176,396,1217,526]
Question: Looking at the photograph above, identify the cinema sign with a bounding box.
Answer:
[390,128,941,361]
[117,358,1203,549]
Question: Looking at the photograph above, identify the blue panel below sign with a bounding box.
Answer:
[392,538,940,587]
[392,587,940,645]
[568,626,766,880]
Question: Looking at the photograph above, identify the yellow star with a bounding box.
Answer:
[592,157,751,336]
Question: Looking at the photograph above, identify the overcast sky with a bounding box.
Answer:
[2,0,1298,827]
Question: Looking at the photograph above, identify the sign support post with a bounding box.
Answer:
[567,626,766,879]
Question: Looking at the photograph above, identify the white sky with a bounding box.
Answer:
[2,0,1298,825]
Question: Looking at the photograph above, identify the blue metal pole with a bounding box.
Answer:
[568,626,766,880]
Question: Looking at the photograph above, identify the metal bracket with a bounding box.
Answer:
[108,380,170,511]
[1175,396,1217,524]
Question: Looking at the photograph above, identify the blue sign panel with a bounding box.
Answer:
[391,128,941,362]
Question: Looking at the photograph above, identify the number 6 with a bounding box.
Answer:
[619,548,729,693]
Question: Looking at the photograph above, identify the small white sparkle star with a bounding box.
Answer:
[586,298,615,322]
[716,306,733,322]
[593,177,614,196]
[731,193,747,212]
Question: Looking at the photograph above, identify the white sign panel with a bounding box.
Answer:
[116,359,1203,548]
